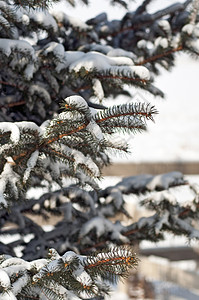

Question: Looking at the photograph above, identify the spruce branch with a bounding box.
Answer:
[136,45,183,66]
[0,96,156,206]
[1,0,198,122]
[0,172,198,263]
[96,73,148,84]
[0,99,25,109]
[95,103,157,123]
[0,1,199,298]
[0,246,138,299]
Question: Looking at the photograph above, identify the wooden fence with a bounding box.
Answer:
[103,162,199,176]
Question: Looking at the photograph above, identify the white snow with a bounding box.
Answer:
[86,120,104,141]
[23,63,35,80]
[137,215,155,229]
[68,52,113,71]
[3,265,28,277]
[158,20,171,33]
[29,10,58,32]
[155,210,170,234]
[108,65,150,80]
[43,42,65,60]
[146,171,183,190]
[92,78,104,101]
[108,56,134,66]
[193,23,199,37]
[155,37,169,49]
[52,11,91,31]
[62,251,77,261]
[106,188,123,209]
[68,51,146,75]
[63,95,88,111]
[23,150,39,184]
[107,48,135,59]
[0,123,20,144]
[64,51,85,68]
[0,39,35,59]
[170,33,181,48]
[58,144,100,177]
[17,121,41,134]
[0,269,10,288]
[30,259,47,271]
[186,38,199,52]
[80,216,129,242]
[29,85,51,104]
[21,14,29,25]
[57,50,147,81]
[147,190,177,205]
[191,182,199,195]
[72,265,92,286]
[80,217,101,237]
[79,216,111,238]
[182,24,194,35]
[0,160,20,207]
[12,274,29,295]
[0,257,29,268]
[131,65,150,80]
[137,39,147,49]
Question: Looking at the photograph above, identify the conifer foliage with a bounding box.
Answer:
[0,247,138,299]
[0,0,199,299]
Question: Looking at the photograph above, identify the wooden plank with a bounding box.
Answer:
[140,246,199,261]
[102,162,199,176]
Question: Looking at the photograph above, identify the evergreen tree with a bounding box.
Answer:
[0,0,199,298]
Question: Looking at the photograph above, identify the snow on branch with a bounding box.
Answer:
[23,150,39,184]
[182,22,199,54]
[0,95,156,207]
[0,0,198,122]
[67,51,150,83]
[0,172,198,260]
[74,174,199,252]
[0,157,20,207]
[29,9,58,33]
[0,122,20,144]
[43,48,150,87]
[79,216,129,243]
[0,247,138,299]
[0,39,35,59]
[0,1,199,298]
[53,11,91,31]
[61,95,91,116]
[0,39,36,79]
[112,171,186,194]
